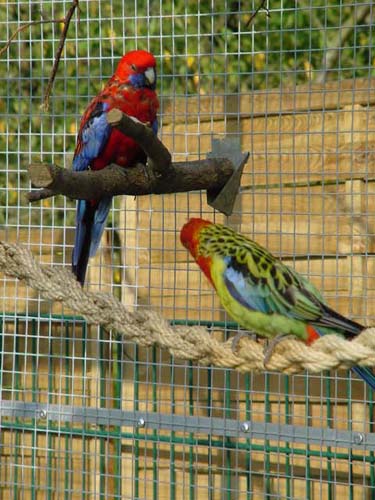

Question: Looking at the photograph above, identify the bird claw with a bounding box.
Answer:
[263,334,295,368]
[231,331,258,354]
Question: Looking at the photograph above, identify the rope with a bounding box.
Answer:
[0,240,375,375]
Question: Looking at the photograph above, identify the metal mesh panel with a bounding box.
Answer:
[0,1,374,498]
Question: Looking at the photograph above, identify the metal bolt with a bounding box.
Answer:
[240,422,250,433]
[353,433,364,445]
[39,409,47,419]
[137,417,145,428]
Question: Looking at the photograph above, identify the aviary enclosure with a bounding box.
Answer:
[0,1,375,498]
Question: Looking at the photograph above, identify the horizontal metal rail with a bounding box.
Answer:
[0,400,373,451]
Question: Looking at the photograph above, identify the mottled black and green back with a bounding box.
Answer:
[198,222,363,337]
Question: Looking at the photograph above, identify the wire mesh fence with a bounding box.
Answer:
[0,0,375,498]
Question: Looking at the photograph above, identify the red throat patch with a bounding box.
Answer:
[306,325,320,345]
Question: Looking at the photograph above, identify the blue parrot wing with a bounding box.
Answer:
[72,101,111,172]
[89,197,112,257]
[223,255,363,336]
[222,256,323,321]
[151,117,158,135]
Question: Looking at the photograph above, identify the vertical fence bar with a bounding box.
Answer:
[99,326,106,500]
[325,372,333,500]
[207,366,213,500]
[224,369,232,499]
[81,322,88,500]
[369,389,375,493]
[152,348,159,500]
[133,345,140,499]
[47,318,54,500]
[304,376,311,500]
[188,362,195,500]
[284,375,291,499]
[12,318,20,499]
[245,373,252,499]
[169,354,176,500]
[347,374,354,500]
[64,321,72,500]
[31,319,37,500]
[264,373,271,497]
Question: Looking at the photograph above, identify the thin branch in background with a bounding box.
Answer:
[0,0,80,110]
[0,18,65,57]
[244,0,270,28]
[315,4,372,83]
[41,0,80,111]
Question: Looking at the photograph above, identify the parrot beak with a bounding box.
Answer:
[144,67,156,86]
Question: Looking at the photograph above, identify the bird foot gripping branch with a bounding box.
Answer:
[26,110,249,217]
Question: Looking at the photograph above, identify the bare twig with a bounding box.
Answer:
[244,0,270,28]
[41,0,80,111]
[0,2,80,109]
[0,18,65,58]
[315,4,372,83]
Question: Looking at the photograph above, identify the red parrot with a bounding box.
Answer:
[72,50,159,285]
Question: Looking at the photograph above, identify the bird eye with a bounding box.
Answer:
[131,64,137,71]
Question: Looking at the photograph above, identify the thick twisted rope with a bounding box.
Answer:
[0,241,375,375]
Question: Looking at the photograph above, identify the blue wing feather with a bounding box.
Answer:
[151,117,158,135]
[89,197,112,257]
[224,262,273,314]
[73,101,111,172]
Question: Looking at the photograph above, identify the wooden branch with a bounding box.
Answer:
[107,109,172,177]
[26,109,248,215]
[244,0,270,28]
[26,159,234,201]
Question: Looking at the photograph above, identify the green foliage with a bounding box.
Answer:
[0,1,373,227]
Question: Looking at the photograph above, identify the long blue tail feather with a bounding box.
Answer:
[72,197,112,285]
[352,366,375,392]
[315,326,375,392]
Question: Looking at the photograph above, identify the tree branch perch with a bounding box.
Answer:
[27,109,249,216]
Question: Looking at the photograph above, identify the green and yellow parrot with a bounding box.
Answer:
[180,217,375,390]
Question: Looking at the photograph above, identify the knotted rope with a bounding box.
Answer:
[0,241,375,375]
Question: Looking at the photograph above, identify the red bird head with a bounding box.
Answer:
[180,218,214,285]
[115,50,157,89]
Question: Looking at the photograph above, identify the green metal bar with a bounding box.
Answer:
[13,318,20,500]
[152,348,158,500]
[347,372,354,500]
[47,318,54,500]
[369,388,375,492]
[31,319,37,500]
[133,345,140,500]
[224,369,232,499]
[81,322,88,500]
[206,367,213,500]
[188,362,195,500]
[112,337,123,499]
[284,376,291,500]
[325,372,333,500]
[245,373,252,500]
[304,376,311,500]
[64,322,72,500]
[169,355,176,500]
[264,373,271,497]
[99,327,106,500]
